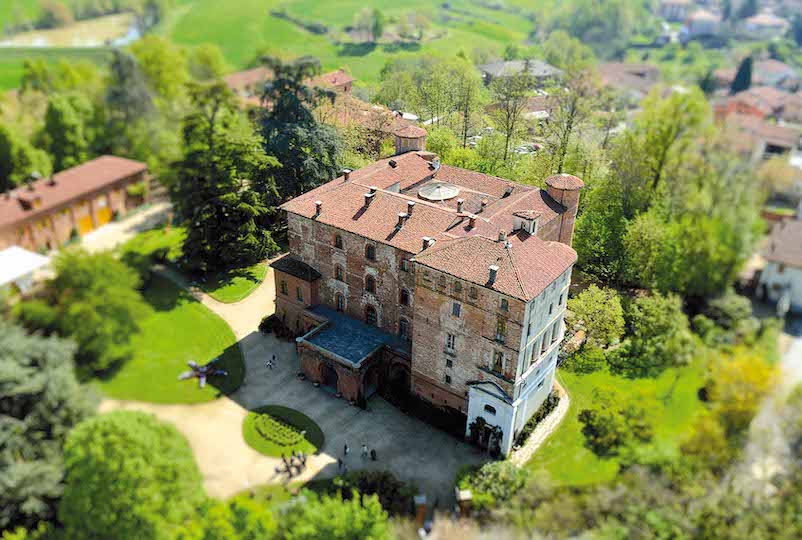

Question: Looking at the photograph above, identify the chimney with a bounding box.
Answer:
[422,236,434,250]
[407,200,415,214]
[314,200,322,216]
[480,199,488,213]
[488,265,499,285]
[498,230,506,242]
[342,168,352,181]
[456,198,464,213]
[503,186,513,198]
[389,159,397,169]
[369,186,377,194]
[397,212,407,228]
[468,215,476,229]
[364,192,375,207]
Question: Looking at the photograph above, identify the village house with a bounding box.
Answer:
[478,59,564,87]
[681,9,722,41]
[739,13,791,40]
[725,113,801,161]
[0,156,149,252]
[759,204,802,314]
[658,0,692,22]
[715,59,801,93]
[598,63,661,104]
[271,128,582,456]
[714,85,801,123]
[223,67,354,107]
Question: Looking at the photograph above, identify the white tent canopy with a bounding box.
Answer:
[0,246,50,292]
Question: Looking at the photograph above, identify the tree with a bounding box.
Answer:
[40,94,92,171]
[371,9,384,42]
[793,15,802,47]
[106,49,154,128]
[188,44,227,81]
[172,82,280,271]
[679,413,733,474]
[566,285,625,347]
[730,56,752,95]
[0,321,96,531]
[613,293,694,377]
[131,35,190,101]
[0,125,52,192]
[453,59,486,147]
[457,462,530,512]
[578,388,655,457]
[425,126,458,159]
[258,57,342,198]
[489,70,534,160]
[175,496,277,540]
[278,491,390,540]
[59,411,204,540]
[17,249,150,374]
[736,0,758,20]
[542,30,596,75]
[542,74,595,173]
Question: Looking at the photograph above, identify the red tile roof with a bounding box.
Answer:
[0,156,147,229]
[309,69,355,89]
[415,231,577,301]
[395,125,428,138]
[546,173,585,191]
[765,219,802,268]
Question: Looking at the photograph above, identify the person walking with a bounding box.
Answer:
[370,449,377,461]
[337,457,343,471]
[361,443,368,459]
[343,442,350,456]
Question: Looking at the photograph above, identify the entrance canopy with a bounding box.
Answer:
[0,246,50,290]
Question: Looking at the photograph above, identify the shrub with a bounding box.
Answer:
[457,461,529,512]
[278,491,390,540]
[14,300,59,335]
[327,471,416,516]
[514,392,560,447]
[560,345,607,374]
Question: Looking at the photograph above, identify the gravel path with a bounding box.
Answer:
[509,382,570,466]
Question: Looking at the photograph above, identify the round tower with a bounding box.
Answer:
[545,173,585,247]
[394,125,427,155]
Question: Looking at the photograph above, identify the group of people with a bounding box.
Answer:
[276,450,307,478]
[337,441,377,473]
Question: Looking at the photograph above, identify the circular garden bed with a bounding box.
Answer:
[242,405,325,457]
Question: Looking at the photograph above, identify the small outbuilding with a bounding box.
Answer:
[0,245,50,296]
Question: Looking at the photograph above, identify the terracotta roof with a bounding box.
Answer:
[395,125,427,138]
[270,255,322,281]
[0,156,147,229]
[309,69,355,89]
[415,231,576,301]
[744,13,788,27]
[513,210,543,219]
[726,114,800,150]
[599,63,660,97]
[765,219,802,267]
[478,60,564,80]
[223,67,272,93]
[546,173,585,191]
[315,93,412,134]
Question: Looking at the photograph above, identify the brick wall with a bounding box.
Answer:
[274,269,319,332]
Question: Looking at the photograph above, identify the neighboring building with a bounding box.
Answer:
[0,246,49,297]
[0,156,148,252]
[478,59,564,87]
[682,9,722,40]
[714,86,794,122]
[598,63,661,103]
[658,0,692,21]
[740,13,791,40]
[223,67,354,108]
[715,59,801,92]
[273,130,583,456]
[725,113,801,161]
[759,207,802,314]
[314,93,413,136]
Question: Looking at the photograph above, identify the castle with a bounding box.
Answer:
[272,128,582,455]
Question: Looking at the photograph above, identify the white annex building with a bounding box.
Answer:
[0,246,50,297]
[759,204,802,315]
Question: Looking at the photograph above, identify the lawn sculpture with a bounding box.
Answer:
[178,359,228,389]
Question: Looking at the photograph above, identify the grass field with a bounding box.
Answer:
[526,362,707,486]
[0,46,112,90]
[242,405,325,457]
[97,273,245,404]
[201,262,268,304]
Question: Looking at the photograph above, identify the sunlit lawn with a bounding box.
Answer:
[201,262,268,304]
[526,361,707,486]
[97,274,244,404]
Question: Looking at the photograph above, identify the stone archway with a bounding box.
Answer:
[321,363,339,394]
[363,363,380,399]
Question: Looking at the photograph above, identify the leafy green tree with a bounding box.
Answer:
[59,411,204,540]
[188,43,227,81]
[0,125,52,192]
[371,8,384,42]
[489,70,534,160]
[542,30,596,74]
[453,59,486,147]
[612,293,694,377]
[542,73,596,173]
[730,56,752,95]
[736,0,758,19]
[566,285,625,347]
[679,413,733,474]
[131,35,190,101]
[40,94,92,171]
[21,59,104,97]
[172,81,280,271]
[578,388,655,457]
[175,496,277,540]
[258,57,342,198]
[425,126,458,159]
[106,49,154,130]
[457,462,530,512]
[278,490,390,540]
[0,321,96,531]
[17,249,150,374]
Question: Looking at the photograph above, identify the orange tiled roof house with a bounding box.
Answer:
[0,156,149,252]
[272,129,582,456]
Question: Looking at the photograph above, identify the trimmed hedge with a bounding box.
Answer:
[242,405,324,457]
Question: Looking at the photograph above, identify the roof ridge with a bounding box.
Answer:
[505,240,529,299]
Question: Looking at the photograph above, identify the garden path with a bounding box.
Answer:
[509,382,570,466]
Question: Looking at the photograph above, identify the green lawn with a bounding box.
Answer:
[526,362,707,486]
[242,405,325,457]
[96,273,245,404]
[0,46,112,90]
[200,262,268,304]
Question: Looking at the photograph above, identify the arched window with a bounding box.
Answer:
[400,288,410,306]
[365,244,376,261]
[335,265,344,281]
[334,234,343,249]
[280,280,288,295]
[365,275,376,294]
[484,404,497,415]
[336,293,345,312]
[454,281,462,293]
[365,305,378,326]
[399,318,409,339]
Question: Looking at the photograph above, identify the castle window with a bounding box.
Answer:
[365,305,378,326]
[335,265,344,281]
[438,275,447,288]
[484,404,497,415]
[365,275,376,294]
[541,335,548,354]
[492,351,503,373]
[551,321,559,343]
[500,298,509,311]
[280,280,288,295]
[446,333,456,351]
[454,281,462,294]
[296,286,303,302]
[399,318,409,340]
[559,294,564,306]
[445,374,452,385]
[400,258,409,272]
[495,318,506,342]
[452,302,461,317]
[469,287,478,299]
[778,264,785,274]
[549,303,554,315]
[365,244,376,261]
[400,288,410,306]
[334,234,343,249]
[446,358,453,368]
[336,293,345,312]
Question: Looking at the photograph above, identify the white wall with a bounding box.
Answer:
[760,262,802,313]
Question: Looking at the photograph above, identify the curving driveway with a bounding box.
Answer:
[102,266,484,502]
